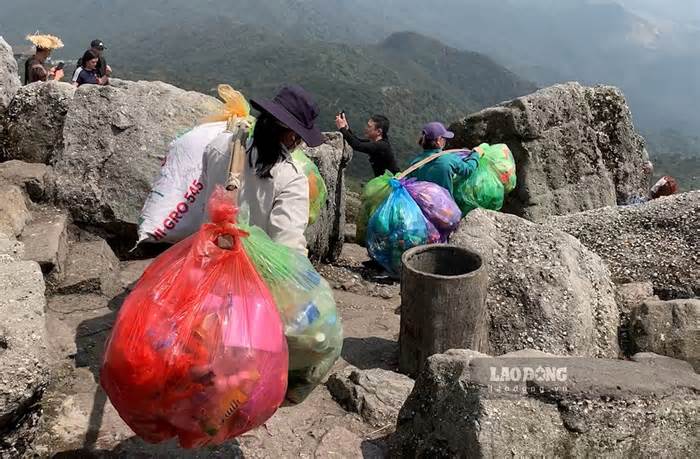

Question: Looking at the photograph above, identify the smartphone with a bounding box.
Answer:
[56,61,65,70]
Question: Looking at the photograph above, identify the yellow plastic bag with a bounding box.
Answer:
[203,85,252,123]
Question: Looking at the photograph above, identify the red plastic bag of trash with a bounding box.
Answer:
[101,188,288,448]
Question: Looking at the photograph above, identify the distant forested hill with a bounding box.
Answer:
[107,21,535,177]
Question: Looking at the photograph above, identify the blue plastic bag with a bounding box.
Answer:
[367,179,440,277]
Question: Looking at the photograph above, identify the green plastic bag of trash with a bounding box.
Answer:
[240,221,342,404]
[356,171,394,245]
[291,149,327,225]
[453,143,516,214]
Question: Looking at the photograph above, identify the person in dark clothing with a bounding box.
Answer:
[24,33,64,84]
[73,50,108,87]
[73,39,111,82]
[335,113,399,177]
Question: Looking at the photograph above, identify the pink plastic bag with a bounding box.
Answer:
[101,188,288,448]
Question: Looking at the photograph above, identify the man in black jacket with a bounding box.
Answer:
[335,113,400,177]
[73,39,111,81]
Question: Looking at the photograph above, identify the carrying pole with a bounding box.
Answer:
[396,148,473,179]
[224,117,251,204]
[216,117,251,250]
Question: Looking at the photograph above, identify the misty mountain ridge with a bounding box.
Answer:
[99,19,534,177]
[1,0,697,182]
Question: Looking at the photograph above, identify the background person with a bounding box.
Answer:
[406,122,479,196]
[24,33,64,84]
[73,39,111,82]
[335,113,399,177]
[73,50,109,87]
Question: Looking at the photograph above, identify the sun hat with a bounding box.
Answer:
[26,33,64,50]
[250,85,324,148]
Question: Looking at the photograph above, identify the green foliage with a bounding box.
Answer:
[645,128,700,191]
[650,154,699,192]
[108,22,534,181]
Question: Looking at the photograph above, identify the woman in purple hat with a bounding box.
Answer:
[239,85,324,254]
[406,121,480,197]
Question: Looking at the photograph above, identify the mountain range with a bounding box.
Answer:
[0,0,697,184]
[106,20,536,177]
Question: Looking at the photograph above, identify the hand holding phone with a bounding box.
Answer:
[335,110,348,130]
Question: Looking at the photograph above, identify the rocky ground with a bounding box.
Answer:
[552,191,700,299]
[28,243,402,458]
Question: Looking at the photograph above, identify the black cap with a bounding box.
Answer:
[90,39,106,50]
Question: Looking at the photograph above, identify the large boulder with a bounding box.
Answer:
[448,83,649,221]
[0,250,50,457]
[1,81,75,164]
[51,80,221,234]
[552,191,700,299]
[304,132,353,261]
[392,349,700,457]
[630,299,699,372]
[0,37,20,113]
[451,209,619,358]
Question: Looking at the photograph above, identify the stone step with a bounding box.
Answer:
[119,259,153,291]
[45,294,114,365]
[0,233,24,263]
[0,259,49,455]
[55,238,121,298]
[0,185,31,238]
[19,206,69,277]
[0,161,52,202]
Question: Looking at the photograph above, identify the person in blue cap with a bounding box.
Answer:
[406,122,480,196]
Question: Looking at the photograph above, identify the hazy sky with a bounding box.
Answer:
[614,0,700,24]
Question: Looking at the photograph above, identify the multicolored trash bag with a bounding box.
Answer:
[291,149,328,225]
[366,179,440,277]
[356,171,394,245]
[101,188,289,448]
[454,143,517,214]
[403,178,461,240]
[240,219,342,404]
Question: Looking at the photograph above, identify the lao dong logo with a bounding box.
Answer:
[490,366,568,383]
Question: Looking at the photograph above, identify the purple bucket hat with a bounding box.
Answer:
[250,85,324,147]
